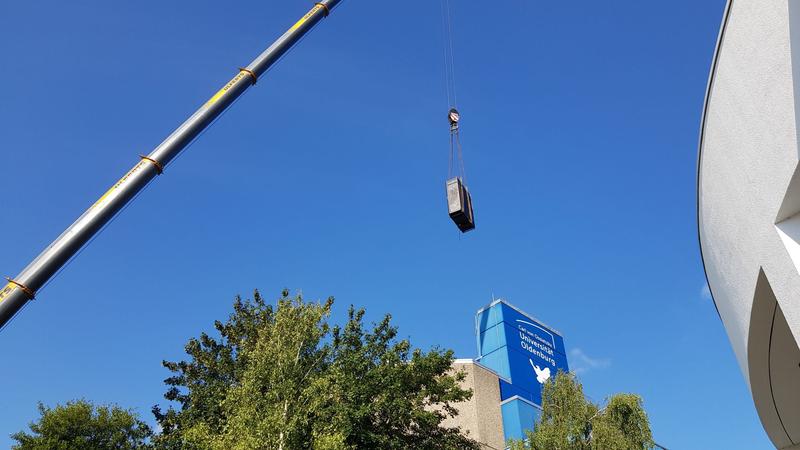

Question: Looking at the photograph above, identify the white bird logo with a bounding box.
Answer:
[530,360,551,384]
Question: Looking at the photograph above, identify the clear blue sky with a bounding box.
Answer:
[0,1,769,448]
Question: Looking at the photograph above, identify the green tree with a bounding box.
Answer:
[323,306,478,449]
[11,400,152,450]
[153,290,479,450]
[509,372,654,450]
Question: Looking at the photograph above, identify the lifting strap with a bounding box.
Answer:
[448,108,466,181]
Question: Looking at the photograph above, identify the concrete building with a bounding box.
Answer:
[441,360,506,449]
[443,300,569,449]
[698,1,800,448]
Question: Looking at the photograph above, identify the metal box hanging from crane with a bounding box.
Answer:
[440,1,476,235]
[447,176,475,232]
[445,108,475,233]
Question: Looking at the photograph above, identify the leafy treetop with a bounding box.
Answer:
[11,400,152,450]
[509,371,654,450]
[153,290,480,450]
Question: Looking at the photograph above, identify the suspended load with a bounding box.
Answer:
[447,176,474,232]
[446,108,475,232]
[440,1,475,233]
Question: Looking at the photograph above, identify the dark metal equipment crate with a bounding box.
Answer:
[446,177,475,232]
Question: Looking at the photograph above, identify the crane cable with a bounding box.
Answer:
[441,0,466,183]
[441,0,458,109]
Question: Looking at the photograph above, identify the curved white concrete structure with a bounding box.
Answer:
[699,1,800,447]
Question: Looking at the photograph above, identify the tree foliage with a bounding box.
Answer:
[509,372,654,450]
[323,305,477,449]
[11,400,152,450]
[153,290,479,450]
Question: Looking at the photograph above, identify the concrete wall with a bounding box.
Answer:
[698,0,800,447]
[440,360,506,450]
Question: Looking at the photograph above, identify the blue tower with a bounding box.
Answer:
[475,299,569,443]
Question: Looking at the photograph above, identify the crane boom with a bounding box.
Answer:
[0,0,343,330]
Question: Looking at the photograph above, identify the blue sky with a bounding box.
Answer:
[0,0,769,448]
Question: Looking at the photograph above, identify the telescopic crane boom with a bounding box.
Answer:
[0,0,342,330]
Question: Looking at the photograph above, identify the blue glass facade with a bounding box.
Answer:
[475,300,569,443]
[501,398,540,443]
